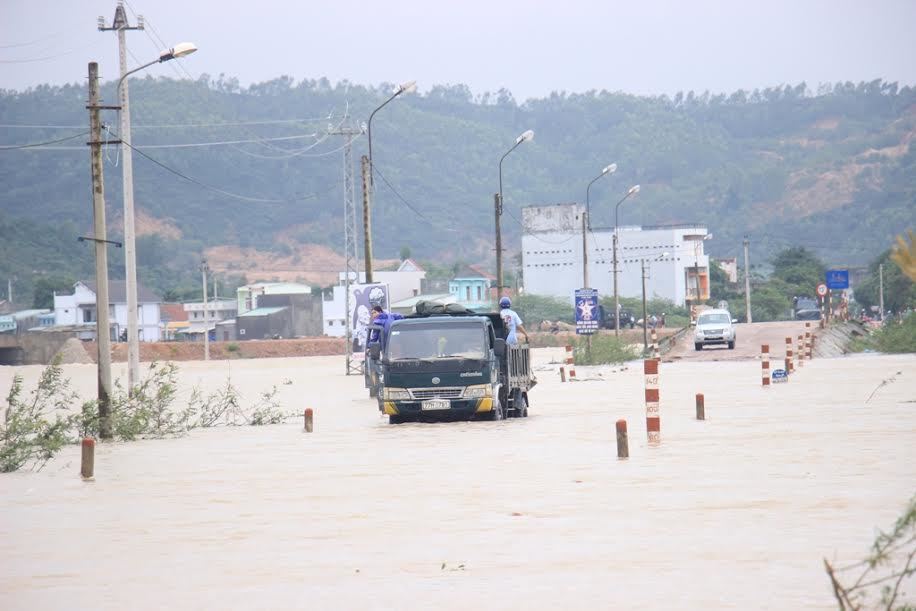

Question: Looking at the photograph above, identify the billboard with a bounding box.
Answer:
[349,283,389,358]
[574,288,599,335]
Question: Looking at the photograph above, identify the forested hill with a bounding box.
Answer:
[1,76,915,301]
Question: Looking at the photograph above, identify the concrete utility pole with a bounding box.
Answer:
[360,155,373,283]
[494,193,503,296]
[201,259,210,361]
[879,263,885,321]
[743,236,752,323]
[6,279,11,305]
[581,211,591,357]
[87,62,114,439]
[100,1,144,391]
[640,259,649,352]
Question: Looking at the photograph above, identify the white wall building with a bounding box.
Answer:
[183,299,238,335]
[522,204,710,307]
[236,282,312,315]
[53,280,161,341]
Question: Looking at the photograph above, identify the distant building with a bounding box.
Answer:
[237,306,291,340]
[237,282,312,316]
[183,299,238,339]
[160,303,189,341]
[715,258,739,283]
[53,281,161,342]
[449,265,493,311]
[521,203,710,307]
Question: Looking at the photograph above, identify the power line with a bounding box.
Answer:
[0,130,89,150]
[371,163,457,233]
[119,136,340,203]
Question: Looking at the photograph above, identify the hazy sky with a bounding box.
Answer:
[2,0,915,100]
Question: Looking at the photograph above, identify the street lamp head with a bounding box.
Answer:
[703,233,713,240]
[603,163,618,175]
[159,42,197,62]
[398,80,418,94]
[628,184,641,195]
[516,129,534,144]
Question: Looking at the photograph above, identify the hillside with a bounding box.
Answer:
[1,77,915,303]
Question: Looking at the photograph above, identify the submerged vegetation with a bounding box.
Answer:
[1,359,294,473]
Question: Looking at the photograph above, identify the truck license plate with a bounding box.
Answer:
[421,399,450,411]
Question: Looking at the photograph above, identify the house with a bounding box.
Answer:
[160,303,189,341]
[53,281,161,341]
[237,307,291,340]
[715,258,739,283]
[237,282,312,315]
[449,265,494,311]
[183,299,238,339]
[372,259,426,302]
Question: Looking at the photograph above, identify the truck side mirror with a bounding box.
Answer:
[368,344,380,360]
[493,338,506,357]
[731,318,738,324]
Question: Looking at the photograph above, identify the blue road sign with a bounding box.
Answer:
[574,288,599,335]
[772,369,788,383]
[825,269,849,290]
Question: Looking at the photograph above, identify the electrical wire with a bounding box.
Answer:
[371,163,457,233]
[0,130,89,150]
[119,136,340,204]
[0,32,67,49]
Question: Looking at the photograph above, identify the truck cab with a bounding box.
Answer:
[371,310,534,424]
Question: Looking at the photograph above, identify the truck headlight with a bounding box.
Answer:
[463,384,492,398]
[383,387,411,400]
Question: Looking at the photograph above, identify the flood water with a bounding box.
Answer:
[1,350,914,609]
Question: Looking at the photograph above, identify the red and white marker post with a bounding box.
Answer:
[644,359,660,444]
[761,344,770,386]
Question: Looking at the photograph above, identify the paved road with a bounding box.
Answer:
[666,320,816,362]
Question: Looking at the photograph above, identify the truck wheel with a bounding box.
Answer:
[486,399,504,421]
[389,414,403,424]
[694,343,703,351]
[728,340,735,349]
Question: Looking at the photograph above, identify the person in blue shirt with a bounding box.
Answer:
[498,297,529,345]
[368,306,403,345]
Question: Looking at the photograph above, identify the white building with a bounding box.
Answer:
[521,204,710,307]
[183,299,238,336]
[236,282,312,315]
[53,280,161,341]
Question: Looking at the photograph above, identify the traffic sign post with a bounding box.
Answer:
[825,270,849,290]
[816,283,828,298]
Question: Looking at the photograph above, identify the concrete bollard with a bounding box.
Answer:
[568,366,577,380]
[650,328,660,360]
[559,366,567,383]
[616,419,629,459]
[785,336,794,374]
[303,408,314,433]
[80,438,95,479]
[804,323,812,360]
[797,334,805,367]
[564,344,574,366]
[695,393,705,420]
[644,359,660,444]
[761,344,770,386]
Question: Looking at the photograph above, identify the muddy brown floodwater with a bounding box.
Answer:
[1,349,914,609]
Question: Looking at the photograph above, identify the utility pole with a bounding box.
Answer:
[612,230,620,338]
[360,155,373,284]
[641,259,649,352]
[201,259,210,361]
[100,1,144,391]
[743,236,752,323]
[494,193,503,297]
[879,263,885,322]
[6,279,11,305]
[581,211,591,356]
[87,62,114,439]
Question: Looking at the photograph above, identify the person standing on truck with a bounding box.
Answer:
[499,297,529,345]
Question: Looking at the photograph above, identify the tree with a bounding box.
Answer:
[399,245,411,261]
[855,248,916,314]
[32,275,75,309]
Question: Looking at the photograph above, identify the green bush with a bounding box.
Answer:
[226,342,240,353]
[851,314,916,354]
[574,335,639,365]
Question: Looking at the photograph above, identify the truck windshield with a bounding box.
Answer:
[386,323,486,360]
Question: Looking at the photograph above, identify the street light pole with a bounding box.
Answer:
[497,129,534,297]
[363,80,416,284]
[114,41,197,390]
[201,259,209,361]
[641,252,669,354]
[584,163,618,288]
[612,184,641,338]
